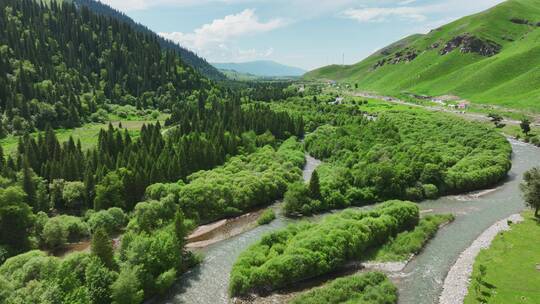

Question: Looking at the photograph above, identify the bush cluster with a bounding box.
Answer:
[176,137,305,223]
[372,214,455,261]
[290,272,397,304]
[257,209,276,226]
[303,111,511,212]
[229,201,419,296]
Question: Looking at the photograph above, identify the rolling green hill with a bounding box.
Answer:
[305,0,540,112]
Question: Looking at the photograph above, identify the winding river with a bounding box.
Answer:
[159,140,539,304]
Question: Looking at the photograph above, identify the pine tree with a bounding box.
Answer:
[22,158,37,210]
[91,227,115,269]
[309,170,322,200]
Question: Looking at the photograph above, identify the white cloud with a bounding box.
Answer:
[343,6,427,23]
[98,0,255,11]
[159,9,283,61]
[398,0,417,5]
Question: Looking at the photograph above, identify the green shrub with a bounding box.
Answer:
[87,207,127,234]
[42,220,68,249]
[155,268,176,295]
[257,209,276,225]
[422,184,439,199]
[290,272,397,304]
[373,214,455,261]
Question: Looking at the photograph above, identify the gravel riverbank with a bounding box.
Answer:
[438,213,524,304]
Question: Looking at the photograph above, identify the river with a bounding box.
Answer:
[158,140,539,304]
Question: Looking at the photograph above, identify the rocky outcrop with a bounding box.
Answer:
[510,18,531,25]
[439,34,501,57]
[373,49,418,69]
[509,18,540,26]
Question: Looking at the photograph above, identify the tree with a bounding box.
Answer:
[42,218,68,250]
[488,113,505,128]
[91,228,115,269]
[111,267,144,304]
[85,257,116,304]
[0,186,34,252]
[520,167,540,218]
[174,210,187,248]
[21,159,37,210]
[309,170,322,200]
[520,118,531,136]
[62,181,86,212]
[283,182,312,216]
[94,171,124,210]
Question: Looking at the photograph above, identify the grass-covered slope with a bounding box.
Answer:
[464,212,540,303]
[306,0,540,111]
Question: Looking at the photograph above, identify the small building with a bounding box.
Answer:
[457,101,470,110]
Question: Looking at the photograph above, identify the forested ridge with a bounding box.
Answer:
[71,0,226,81]
[0,1,308,302]
[0,0,212,135]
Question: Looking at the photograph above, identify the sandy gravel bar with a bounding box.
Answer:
[438,213,524,304]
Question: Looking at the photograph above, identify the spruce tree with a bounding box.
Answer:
[91,227,115,269]
[22,158,37,210]
[309,170,322,200]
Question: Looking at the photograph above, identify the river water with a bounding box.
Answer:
[159,140,539,304]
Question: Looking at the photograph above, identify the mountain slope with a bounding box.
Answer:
[306,0,540,111]
[72,0,226,81]
[0,0,212,134]
[213,60,306,77]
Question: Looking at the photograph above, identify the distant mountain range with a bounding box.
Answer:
[306,0,540,112]
[213,61,306,77]
[71,0,226,81]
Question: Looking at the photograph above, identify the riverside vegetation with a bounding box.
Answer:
[0,0,530,303]
[290,272,398,304]
[229,201,419,296]
[278,95,511,215]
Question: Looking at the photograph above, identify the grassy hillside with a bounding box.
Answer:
[305,0,540,112]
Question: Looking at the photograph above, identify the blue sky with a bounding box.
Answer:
[99,0,506,70]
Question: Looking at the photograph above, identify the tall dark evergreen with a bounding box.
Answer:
[21,158,36,211]
[309,170,322,201]
[91,227,115,269]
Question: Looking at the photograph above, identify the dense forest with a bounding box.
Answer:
[0,1,307,302]
[72,0,226,81]
[0,0,212,134]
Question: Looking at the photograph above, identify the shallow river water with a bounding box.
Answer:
[158,140,539,304]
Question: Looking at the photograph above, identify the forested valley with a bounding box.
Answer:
[0,1,533,304]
